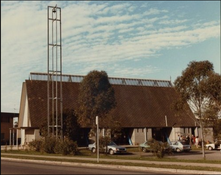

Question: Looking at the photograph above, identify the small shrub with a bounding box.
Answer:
[54,139,63,154]
[27,136,78,155]
[28,139,43,152]
[148,139,170,158]
[54,138,78,155]
[43,137,57,153]
[99,136,111,154]
[63,139,78,155]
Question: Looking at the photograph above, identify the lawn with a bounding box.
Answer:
[2,147,221,165]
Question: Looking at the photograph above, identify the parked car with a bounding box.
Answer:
[139,141,152,152]
[88,141,127,155]
[139,140,171,153]
[169,141,191,152]
[205,140,221,150]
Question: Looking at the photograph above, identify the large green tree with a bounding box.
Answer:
[62,108,81,141]
[76,70,117,133]
[202,72,221,140]
[174,60,221,159]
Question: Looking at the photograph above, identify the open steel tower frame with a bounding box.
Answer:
[47,5,63,139]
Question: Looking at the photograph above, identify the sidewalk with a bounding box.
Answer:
[2,153,221,174]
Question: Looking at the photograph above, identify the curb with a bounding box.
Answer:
[2,157,221,174]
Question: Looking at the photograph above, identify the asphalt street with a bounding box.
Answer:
[1,159,174,174]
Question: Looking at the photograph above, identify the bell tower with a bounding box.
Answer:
[47,5,63,139]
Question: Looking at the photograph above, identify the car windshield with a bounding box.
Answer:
[171,142,178,145]
[141,141,148,145]
[180,141,187,145]
[109,141,117,146]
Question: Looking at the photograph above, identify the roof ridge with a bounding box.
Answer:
[29,72,172,87]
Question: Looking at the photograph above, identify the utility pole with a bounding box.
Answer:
[96,116,99,163]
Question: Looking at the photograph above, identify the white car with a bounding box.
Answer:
[88,141,127,155]
[205,140,221,150]
[170,141,191,152]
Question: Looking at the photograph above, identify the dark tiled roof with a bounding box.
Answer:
[1,112,19,118]
[25,80,196,128]
[111,85,195,127]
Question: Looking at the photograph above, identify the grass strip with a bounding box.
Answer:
[2,154,221,172]
[2,150,221,165]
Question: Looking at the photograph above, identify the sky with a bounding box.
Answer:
[1,1,220,113]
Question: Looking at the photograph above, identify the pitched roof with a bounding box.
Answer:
[112,85,195,127]
[1,112,19,119]
[24,75,196,128]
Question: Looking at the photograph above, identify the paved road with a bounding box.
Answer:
[1,159,173,174]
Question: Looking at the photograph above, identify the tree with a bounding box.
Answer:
[201,72,221,108]
[63,108,81,141]
[174,60,221,159]
[202,72,221,140]
[76,70,117,135]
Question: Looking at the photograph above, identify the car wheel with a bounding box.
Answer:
[208,146,213,151]
[109,149,114,155]
[176,148,181,153]
[91,148,96,153]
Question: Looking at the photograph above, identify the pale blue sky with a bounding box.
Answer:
[1,1,220,113]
